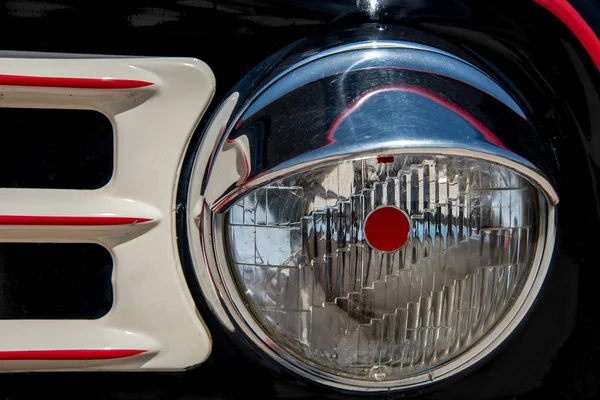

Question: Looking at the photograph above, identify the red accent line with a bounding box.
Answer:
[533,0,600,70]
[0,216,152,226]
[377,156,395,164]
[325,83,509,150]
[0,349,146,360]
[0,74,153,89]
[349,66,527,120]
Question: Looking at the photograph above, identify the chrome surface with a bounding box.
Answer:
[186,29,558,392]
[187,92,240,332]
[200,38,556,210]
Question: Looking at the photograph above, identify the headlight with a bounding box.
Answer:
[226,154,542,382]
[185,26,558,392]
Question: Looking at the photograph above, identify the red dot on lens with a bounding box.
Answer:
[364,206,411,252]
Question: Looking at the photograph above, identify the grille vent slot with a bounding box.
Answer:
[0,108,113,189]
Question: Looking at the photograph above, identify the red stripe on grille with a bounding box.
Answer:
[0,349,146,360]
[0,74,153,89]
[0,216,152,226]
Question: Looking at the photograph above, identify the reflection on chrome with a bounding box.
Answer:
[203,41,556,210]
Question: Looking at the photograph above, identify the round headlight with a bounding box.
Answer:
[185,26,558,392]
[226,154,543,383]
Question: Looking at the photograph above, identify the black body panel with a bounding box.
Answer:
[0,1,599,399]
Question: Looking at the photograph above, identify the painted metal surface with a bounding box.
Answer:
[534,0,600,69]
[0,56,215,372]
[0,0,599,398]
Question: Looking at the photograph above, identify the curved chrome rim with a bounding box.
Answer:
[186,36,559,392]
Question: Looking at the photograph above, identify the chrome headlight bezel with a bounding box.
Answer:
[184,27,558,393]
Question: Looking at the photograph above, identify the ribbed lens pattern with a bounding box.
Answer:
[226,155,538,381]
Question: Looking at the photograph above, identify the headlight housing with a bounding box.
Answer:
[185,26,558,392]
[226,154,543,382]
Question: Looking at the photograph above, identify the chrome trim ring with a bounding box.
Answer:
[185,29,558,392]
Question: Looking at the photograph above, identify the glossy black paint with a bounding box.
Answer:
[0,0,599,399]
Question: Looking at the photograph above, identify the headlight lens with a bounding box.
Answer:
[225,155,541,382]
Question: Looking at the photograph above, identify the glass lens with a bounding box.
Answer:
[225,155,539,381]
